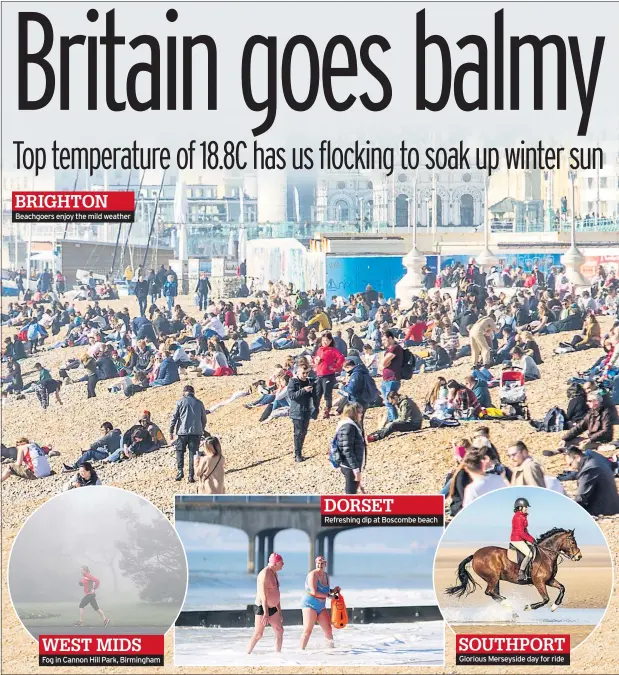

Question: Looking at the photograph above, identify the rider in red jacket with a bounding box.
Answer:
[510,497,535,582]
[313,333,346,418]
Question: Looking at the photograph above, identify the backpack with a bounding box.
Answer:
[328,434,341,468]
[360,371,380,406]
[400,349,417,380]
[538,407,566,433]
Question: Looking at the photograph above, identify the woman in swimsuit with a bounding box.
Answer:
[300,556,340,650]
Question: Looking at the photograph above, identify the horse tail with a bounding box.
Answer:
[445,554,479,598]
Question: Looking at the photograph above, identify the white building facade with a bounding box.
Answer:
[578,145,619,219]
[314,169,486,228]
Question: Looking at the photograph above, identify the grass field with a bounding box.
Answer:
[14,601,178,638]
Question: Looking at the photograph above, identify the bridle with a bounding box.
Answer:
[537,534,579,565]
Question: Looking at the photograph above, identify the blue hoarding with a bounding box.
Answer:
[325,255,438,298]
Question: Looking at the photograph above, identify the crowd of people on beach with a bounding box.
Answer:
[2,259,619,515]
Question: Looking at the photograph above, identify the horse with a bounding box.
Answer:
[445,528,582,612]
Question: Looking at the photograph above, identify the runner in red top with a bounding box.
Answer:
[75,566,110,627]
[510,497,535,583]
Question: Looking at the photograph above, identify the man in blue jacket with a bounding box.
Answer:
[151,352,180,387]
[341,360,377,409]
[163,275,178,312]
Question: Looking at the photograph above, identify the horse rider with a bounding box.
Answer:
[511,497,536,582]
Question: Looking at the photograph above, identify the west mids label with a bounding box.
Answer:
[12,191,135,222]
[39,634,164,667]
[456,634,571,666]
[320,495,444,526]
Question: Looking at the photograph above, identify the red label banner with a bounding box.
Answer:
[12,191,135,211]
[321,495,444,515]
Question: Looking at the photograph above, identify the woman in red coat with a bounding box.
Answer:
[510,497,536,582]
[313,332,345,418]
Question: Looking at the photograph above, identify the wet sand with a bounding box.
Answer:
[435,547,613,609]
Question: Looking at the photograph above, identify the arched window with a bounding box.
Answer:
[460,193,474,226]
[395,193,408,227]
[334,199,349,222]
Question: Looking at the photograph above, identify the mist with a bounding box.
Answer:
[9,488,187,608]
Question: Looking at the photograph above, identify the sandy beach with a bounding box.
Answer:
[2,293,619,673]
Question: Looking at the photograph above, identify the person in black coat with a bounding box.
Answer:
[335,403,366,494]
[147,270,161,305]
[134,276,149,316]
[287,363,318,463]
[345,328,365,352]
[195,273,212,312]
[565,447,619,516]
[96,352,119,380]
[565,384,588,428]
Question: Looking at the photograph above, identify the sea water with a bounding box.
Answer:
[184,549,437,610]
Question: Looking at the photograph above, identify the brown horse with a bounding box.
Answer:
[445,528,582,612]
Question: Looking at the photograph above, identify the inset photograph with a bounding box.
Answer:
[434,486,613,648]
[8,486,188,639]
[174,495,444,667]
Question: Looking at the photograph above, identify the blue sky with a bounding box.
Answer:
[177,522,443,557]
[440,487,608,548]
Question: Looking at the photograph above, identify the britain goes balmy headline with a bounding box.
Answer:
[17,8,605,136]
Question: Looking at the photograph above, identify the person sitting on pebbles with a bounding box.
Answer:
[544,391,613,456]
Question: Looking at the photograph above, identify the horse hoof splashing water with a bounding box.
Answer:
[445,529,582,612]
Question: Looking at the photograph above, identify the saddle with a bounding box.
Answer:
[508,543,538,581]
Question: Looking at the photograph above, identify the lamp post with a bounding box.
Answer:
[561,170,586,285]
[396,182,426,309]
[477,171,499,271]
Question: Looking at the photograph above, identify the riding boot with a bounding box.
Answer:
[175,450,184,481]
[517,570,528,583]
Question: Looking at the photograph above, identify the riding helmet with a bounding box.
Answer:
[514,497,530,509]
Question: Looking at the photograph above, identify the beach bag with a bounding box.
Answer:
[429,417,460,428]
[17,328,27,342]
[400,349,417,380]
[480,407,505,418]
[538,407,566,432]
[328,434,341,469]
[330,593,348,629]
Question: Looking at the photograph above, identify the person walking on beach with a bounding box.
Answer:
[287,363,318,463]
[170,385,207,483]
[247,553,285,655]
[75,566,110,627]
[300,556,341,650]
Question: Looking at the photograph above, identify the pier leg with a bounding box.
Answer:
[247,536,256,574]
[257,533,266,571]
[326,533,336,575]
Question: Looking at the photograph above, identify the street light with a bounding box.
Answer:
[477,171,499,271]
[568,169,577,248]
[561,169,586,286]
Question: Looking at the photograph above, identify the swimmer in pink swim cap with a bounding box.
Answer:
[247,552,285,654]
[300,555,340,650]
